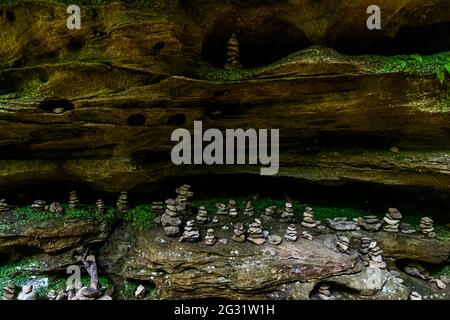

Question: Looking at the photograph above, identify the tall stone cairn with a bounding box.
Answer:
[175,184,194,215]
[420,217,436,239]
[95,199,105,214]
[243,201,254,216]
[224,33,242,70]
[0,199,10,213]
[161,199,182,237]
[69,191,79,209]
[116,191,129,214]
[382,208,402,233]
[279,202,294,223]
[228,199,238,217]
[301,207,317,228]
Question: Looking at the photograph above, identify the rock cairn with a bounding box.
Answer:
[247,219,266,245]
[151,201,164,216]
[337,236,350,253]
[359,237,371,266]
[204,228,216,246]
[95,199,105,214]
[116,191,129,214]
[301,231,313,241]
[0,199,10,213]
[301,207,317,228]
[228,199,238,217]
[179,220,200,243]
[317,284,335,300]
[49,202,64,214]
[17,285,37,300]
[382,208,402,233]
[280,202,295,223]
[31,200,47,212]
[161,199,182,237]
[195,206,209,224]
[175,184,193,215]
[3,283,16,300]
[268,234,282,245]
[358,215,382,231]
[243,201,254,216]
[326,217,358,231]
[263,206,277,222]
[284,224,298,241]
[232,222,246,243]
[69,191,79,209]
[420,217,436,239]
[216,203,229,215]
[368,240,386,269]
[224,33,242,70]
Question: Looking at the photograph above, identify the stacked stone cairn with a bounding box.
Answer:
[359,237,372,266]
[232,222,246,243]
[49,202,64,214]
[175,184,194,215]
[151,201,164,215]
[301,231,313,241]
[69,191,79,209]
[284,224,298,241]
[279,202,295,223]
[0,199,10,213]
[420,217,436,239]
[336,236,350,253]
[95,199,105,214]
[223,33,242,70]
[358,215,382,231]
[247,219,266,245]
[204,228,216,246]
[161,199,182,237]
[368,240,386,269]
[179,220,200,243]
[228,199,238,217]
[31,200,47,212]
[195,206,209,225]
[243,201,254,216]
[3,283,16,300]
[216,203,229,215]
[301,207,317,228]
[116,191,129,214]
[382,208,402,233]
[317,284,335,300]
[263,206,277,222]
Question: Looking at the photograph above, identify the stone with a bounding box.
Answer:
[268,234,282,245]
[216,203,229,215]
[317,283,335,300]
[284,224,298,241]
[409,291,422,300]
[279,202,295,223]
[301,231,313,241]
[175,184,193,215]
[232,223,246,243]
[49,202,64,214]
[247,219,266,245]
[337,236,350,253]
[3,283,16,300]
[17,285,37,300]
[204,228,216,246]
[135,285,146,299]
[326,217,358,231]
[179,220,200,243]
[96,199,105,214]
[228,199,238,217]
[52,107,65,114]
[116,191,129,214]
[382,208,401,233]
[195,206,209,224]
[151,201,164,217]
[358,215,382,232]
[47,290,58,300]
[0,199,11,213]
[218,238,229,245]
[420,217,435,238]
[399,223,416,234]
[243,201,254,216]
[68,191,79,209]
[161,199,182,237]
[224,33,242,70]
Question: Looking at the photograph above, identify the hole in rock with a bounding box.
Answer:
[167,113,186,126]
[201,17,310,68]
[153,41,165,50]
[5,10,15,23]
[67,38,85,51]
[39,99,75,113]
[127,113,147,126]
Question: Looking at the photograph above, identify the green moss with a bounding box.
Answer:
[115,280,156,300]
[0,257,43,290]
[18,79,44,99]
[123,204,155,230]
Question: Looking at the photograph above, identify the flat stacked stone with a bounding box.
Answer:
[420,217,436,239]
[95,199,105,214]
[151,201,164,216]
[301,231,313,241]
[175,184,193,215]
[49,202,64,214]
[301,207,317,228]
[179,220,200,243]
[268,234,282,245]
[243,201,254,216]
[317,284,335,300]
[228,199,238,217]
[0,199,10,213]
[357,215,382,231]
[161,199,182,237]
[195,206,209,225]
[31,200,47,212]
[284,224,298,241]
[326,217,358,231]
[204,228,216,246]
[359,237,372,267]
[216,203,229,215]
[116,191,129,214]
[279,202,295,223]
[3,283,16,300]
[368,240,386,269]
[17,285,37,300]
[69,191,79,209]
[382,208,402,233]
[232,222,246,243]
[247,219,266,245]
[337,236,350,253]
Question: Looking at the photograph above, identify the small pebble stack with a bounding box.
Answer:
[175,184,194,215]
[358,215,382,232]
[49,202,64,214]
[420,217,436,239]
[232,222,246,243]
[337,236,350,253]
[0,199,10,213]
[116,191,129,214]
[204,228,216,246]
[95,199,105,214]
[69,191,79,209]
[179,220,200,243]
[216,203,229,215]
[317,284,335,300]
[284,224,298,241]
[301,207,317,228]
[31,200,46,212]
[247,219,266,245]
[243,201,254,216]
[195,206,209,224]
[382,208,402,233]
[161,199,182,237]
[228,199,238,217]
[279,202,294,223]
[3,283,16,300]
[301,231,313,241]
[368,240,386,269]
